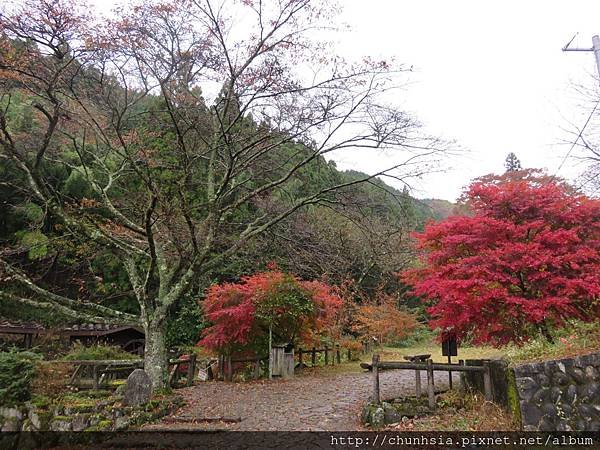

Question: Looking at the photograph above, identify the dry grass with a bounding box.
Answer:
[364,344,502,364]
[385,391,519,432]
[504,321,600,365]
[31,361,73,398]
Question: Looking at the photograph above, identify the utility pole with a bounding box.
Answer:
[562,34,600,84]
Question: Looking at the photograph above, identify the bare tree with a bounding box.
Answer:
[559,81,600,195]
[0,0,447,388]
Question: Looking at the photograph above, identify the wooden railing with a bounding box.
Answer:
[67,355,197,389]
[217,354,268,381]
[370,354,492,408]
[296,344,351,367]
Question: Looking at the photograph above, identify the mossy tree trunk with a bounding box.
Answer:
[143,320,168,390]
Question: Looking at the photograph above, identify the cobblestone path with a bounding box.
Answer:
[147,367,458,431]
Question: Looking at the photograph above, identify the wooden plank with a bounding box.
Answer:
[415,368,422,397]
[253,360,261,379]
[226,355,233,381]
[483,361,493,401]
[372,354,380,403]
[426,359,435,409]
[378,361,486,372]
[64,359,143,366]
[187,354,197,387]
[169,360,183,386]
[198,368,208,382]
[92,365,99,390]
[69,364,83,385]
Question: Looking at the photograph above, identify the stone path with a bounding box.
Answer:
[147,367,459,431]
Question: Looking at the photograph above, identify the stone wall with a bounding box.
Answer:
[0,396,181,432]
[464,352,600,431]
[514,352,599,431]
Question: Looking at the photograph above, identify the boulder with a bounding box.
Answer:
[382,402,401,424]
[371,407,385,429]
[123,369,152,407]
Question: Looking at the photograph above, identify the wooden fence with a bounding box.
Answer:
[297,344,356,367]
[217,354,269,381]
[68,355,197,389]
[216,343,365,381]
[370,354,492,409]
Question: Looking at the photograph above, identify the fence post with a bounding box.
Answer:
[311,347,316,366]
[336,345,341,364]
[426,359,435,409]
[253,360,261,379]
[187,354,197,387]
[347,349,351,362]
[415,366,422,397]
[372,354,380,403]
[483,361,493,401]
[298,348,303,367]
[226,355,233,382]
[218,354,225,380]
[92,365,99,390]
[324,346,329,365]
[458,360,465,391]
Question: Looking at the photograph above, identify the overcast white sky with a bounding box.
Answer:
[89,0,600,201]
[330,0,600,201]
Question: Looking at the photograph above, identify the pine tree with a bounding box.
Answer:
[504,152,522,172]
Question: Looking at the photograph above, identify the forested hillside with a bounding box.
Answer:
[0,106,442,325]
[0,0,451,387]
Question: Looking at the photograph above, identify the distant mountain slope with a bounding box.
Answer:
[421,198,457,220]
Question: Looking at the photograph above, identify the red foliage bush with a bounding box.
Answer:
[199,270,342,353]
[402,170,600,346]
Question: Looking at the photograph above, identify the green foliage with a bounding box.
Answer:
[165,294,207,350]
[62,168,93,199]
[21,202,45,224]
[390,323,436,348]
[0,351,40,406]
[62,343,137,361]
[16,230,49,260]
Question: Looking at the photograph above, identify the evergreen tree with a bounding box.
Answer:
[504,152,522,172]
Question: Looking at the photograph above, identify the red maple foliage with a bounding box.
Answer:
[199,270,342,353]
[402,170,600,346]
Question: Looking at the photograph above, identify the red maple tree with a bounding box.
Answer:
[199,269,342,354]
[402,170,600,345]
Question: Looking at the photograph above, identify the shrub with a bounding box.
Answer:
[63,343,137,361]
[504,320,600,363]
[0,351,40,406]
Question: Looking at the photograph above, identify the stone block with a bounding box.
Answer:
[123,369,152,407]
[371,407,385,428]
[569,367,586,384]
[585,366,599,382]
[531,388,549,406]
[520,401,543,427]
[72,414,89,432]
[563,384,578,404]
[516,377,538,402]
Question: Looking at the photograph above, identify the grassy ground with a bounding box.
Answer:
[503,320,600,365]
[296,343,502,377]
[384,391,519,431]
[370,344,502,364]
